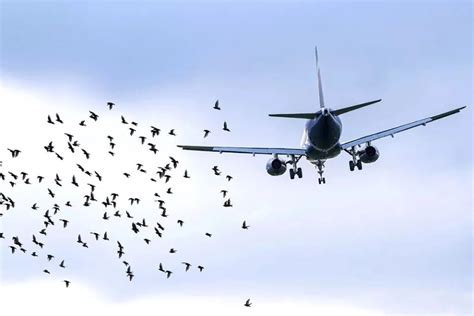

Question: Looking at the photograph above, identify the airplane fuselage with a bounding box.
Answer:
[303,109,342,162]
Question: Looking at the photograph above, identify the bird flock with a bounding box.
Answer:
[0,99,253,307]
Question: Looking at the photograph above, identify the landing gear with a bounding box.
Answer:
[349,160,363,171]
[348,146,363,171]
[288,155,303,180]
[315,160,326,185]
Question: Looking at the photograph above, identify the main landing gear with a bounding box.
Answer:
[288,155,303,180]
[348,146,363,171]
[315,160,326,184]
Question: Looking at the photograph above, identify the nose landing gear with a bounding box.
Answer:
[315,160,326,184]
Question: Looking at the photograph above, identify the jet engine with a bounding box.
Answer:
[359,145,379,163]
[266,157,287,176]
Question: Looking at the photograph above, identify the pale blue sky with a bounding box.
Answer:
[0,1,472,315]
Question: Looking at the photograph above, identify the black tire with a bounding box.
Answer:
[289,169,295,180]
[297,168,303,178]
[357,160,363,170]
[349,161,355,171]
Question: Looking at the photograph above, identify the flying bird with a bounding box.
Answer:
[213,99,221,110]
[223,121,230,132]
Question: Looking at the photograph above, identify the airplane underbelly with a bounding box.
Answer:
[305,144,341,161]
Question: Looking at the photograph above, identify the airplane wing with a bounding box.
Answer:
[177,145,306,156]
[340,106,466,150]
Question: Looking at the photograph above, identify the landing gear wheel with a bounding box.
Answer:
[349,161,355,171]
[318,178,322,184]
[289,169,295,180]
[297,168,303,179]
[322,177,326,184]
[357,160,363,170]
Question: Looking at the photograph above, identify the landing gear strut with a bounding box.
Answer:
[288,155,303,180]
[348,146,363,171]
[315,160,326,184]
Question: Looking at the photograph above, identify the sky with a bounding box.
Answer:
[0,1,472,315]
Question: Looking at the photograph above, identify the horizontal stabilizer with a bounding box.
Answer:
[268,113,316,119]
[332,99,382,116]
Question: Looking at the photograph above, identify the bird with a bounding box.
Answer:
[165,270,172,279]
[223,121,230,132]
[220,190,228,198]
[168,129,176,136]
[89,111,99,121]
[213,99,221,110]
[177,219,184,227]
[64,280,70,288]
[197,265,204,272]
[129,128,136,136]
[169,248,177,254]
[60,219,69,228]
[169,156,179,168]
[59,260,65,268]
[183,170,190,178]
[242,221,250,229]
[182,262,191,272]
[82,149,90,159]
[121,116,128,124]
[244,299,252,307]
[212,166,221,176]
[31,203,39,210]
[47,115,55,124]
[55,113,63,123]
[203,129,210,138]
[205,233,212,238]
[7,149,21,158]
[44,141,54,152]
[71,175,79,187]
[107,102,115,110]
[79,120,86,126]
[226,175,233,181]
[223,199,233,207]
[150,126,160,137]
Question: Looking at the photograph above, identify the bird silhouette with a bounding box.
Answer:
[223,121,230,132]
[89,111,99,121]
[168,129,176,136]
[107,102,115,110]
[244,299,252,307]
[242,221,250,229]
[213,99,221,110]
[182,262,191,271]
[55,113,63,124]
[203,129,211,138]
[7,149,21,158]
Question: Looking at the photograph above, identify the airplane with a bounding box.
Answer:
[178,47,466,184]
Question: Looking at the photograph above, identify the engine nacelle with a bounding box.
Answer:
[266,158,287,176]
[359,145,379,163]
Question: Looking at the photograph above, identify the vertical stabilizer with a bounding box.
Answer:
[315,46,325,109]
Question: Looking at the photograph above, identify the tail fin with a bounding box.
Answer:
[332,99,382,116]
[315,46,325,109]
